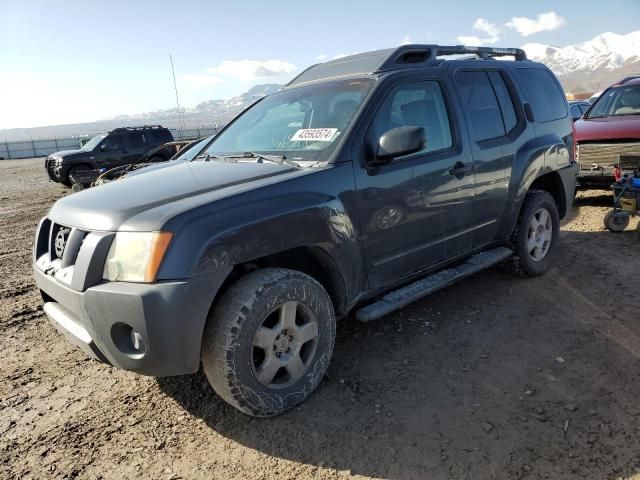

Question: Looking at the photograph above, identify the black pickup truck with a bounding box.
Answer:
[34,45,577,416]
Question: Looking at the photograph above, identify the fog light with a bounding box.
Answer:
[130,330,145,353]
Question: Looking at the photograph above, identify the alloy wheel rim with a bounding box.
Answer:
[527,207,553,262]
[251,301,319,389]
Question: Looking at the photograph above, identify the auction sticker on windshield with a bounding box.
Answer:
[291,128,338,142]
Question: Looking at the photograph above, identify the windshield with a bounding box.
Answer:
[202,78,374,163]
[81,134,107,151]
[587,84,640,118]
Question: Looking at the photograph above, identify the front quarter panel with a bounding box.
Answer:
[157,162,364,302]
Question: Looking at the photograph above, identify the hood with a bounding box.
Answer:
[48,160,301,231]
[575,115,640,142]
[50,149,90,158]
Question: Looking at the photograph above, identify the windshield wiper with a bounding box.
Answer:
[225,152,301,168]
[195,153,227,162]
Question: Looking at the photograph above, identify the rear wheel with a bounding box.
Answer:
[604,210,629,232]
[506,190,560,277]
[201,268,336,417]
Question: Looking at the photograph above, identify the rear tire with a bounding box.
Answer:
[201,268,336,417]
[506,190,560,277]
[604,210,629,232]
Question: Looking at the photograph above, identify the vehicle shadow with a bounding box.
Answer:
[158,229,640,479]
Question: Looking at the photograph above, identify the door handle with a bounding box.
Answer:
[449,162,472,177]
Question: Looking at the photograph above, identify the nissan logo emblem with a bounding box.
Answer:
[54,228,70,258]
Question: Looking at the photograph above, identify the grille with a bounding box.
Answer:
[45,157,56,176]
[36,220,87,268]
[577,142,640,170]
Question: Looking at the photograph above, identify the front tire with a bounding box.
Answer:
[65,164,92,187]
[201,268,336,417]
[507,190,560,277]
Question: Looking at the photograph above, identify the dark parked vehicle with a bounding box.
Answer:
[34,45,577,416]
[90,137,212,187]
[45,125,173,185]
[569,100,590,121]
[575,77,640,189]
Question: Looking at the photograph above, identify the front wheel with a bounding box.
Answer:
[201,268,336,417]
[506,190,560,277]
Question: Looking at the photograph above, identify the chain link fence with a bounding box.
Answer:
[0,126,219,160]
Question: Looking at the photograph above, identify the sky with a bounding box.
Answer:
[0,0,638,129]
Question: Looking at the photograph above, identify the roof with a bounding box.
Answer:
[286,44,528,88]
[615,76,640,86]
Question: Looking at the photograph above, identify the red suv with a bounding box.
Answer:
[575,76,640,189]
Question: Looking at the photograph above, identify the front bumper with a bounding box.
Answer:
[33,216,229,376]
[45,157,66,181]
[35,266,226,376]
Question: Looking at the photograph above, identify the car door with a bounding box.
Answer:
[95,132,127,170]
[454,68,526,247]
[125,131,150,163]
[353,78,475,290]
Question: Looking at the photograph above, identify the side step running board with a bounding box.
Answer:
[356,247,513,322]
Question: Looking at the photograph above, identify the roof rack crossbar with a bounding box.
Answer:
[375,44,527,72]
[433,45,527,61]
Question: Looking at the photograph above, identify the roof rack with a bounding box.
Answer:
[109,125,166,133]
[286,44,528,87]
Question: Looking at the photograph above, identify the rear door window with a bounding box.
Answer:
[515,68,567,123]
[456,71,505,142]
[128,132,149,149]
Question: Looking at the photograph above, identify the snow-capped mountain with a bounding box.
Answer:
[522,31,640,76]
[108,84,282,122]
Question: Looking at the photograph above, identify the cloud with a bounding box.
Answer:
[315,54,328,61]
[207,59,296,82]
[457,35,485,46]
[506,11,566,37]
[179,73,224,88]
[473,18,500,37]
[457,17,501,46]
[401,36,412,45]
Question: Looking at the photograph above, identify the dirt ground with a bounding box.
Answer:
[1,158,640,480]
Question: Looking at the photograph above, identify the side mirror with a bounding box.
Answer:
[100,144,108,152]
[374,126,426,164]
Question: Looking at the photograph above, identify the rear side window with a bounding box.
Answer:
[150,129,173,143]
[456,71,505,142]
[515,69,567,122]
[487,71,517,133]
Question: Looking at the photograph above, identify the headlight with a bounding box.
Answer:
[103,231,173,283]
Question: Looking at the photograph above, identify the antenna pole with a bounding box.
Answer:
[169,54,185,137]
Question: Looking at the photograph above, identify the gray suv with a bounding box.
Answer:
[34,45,578,416]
